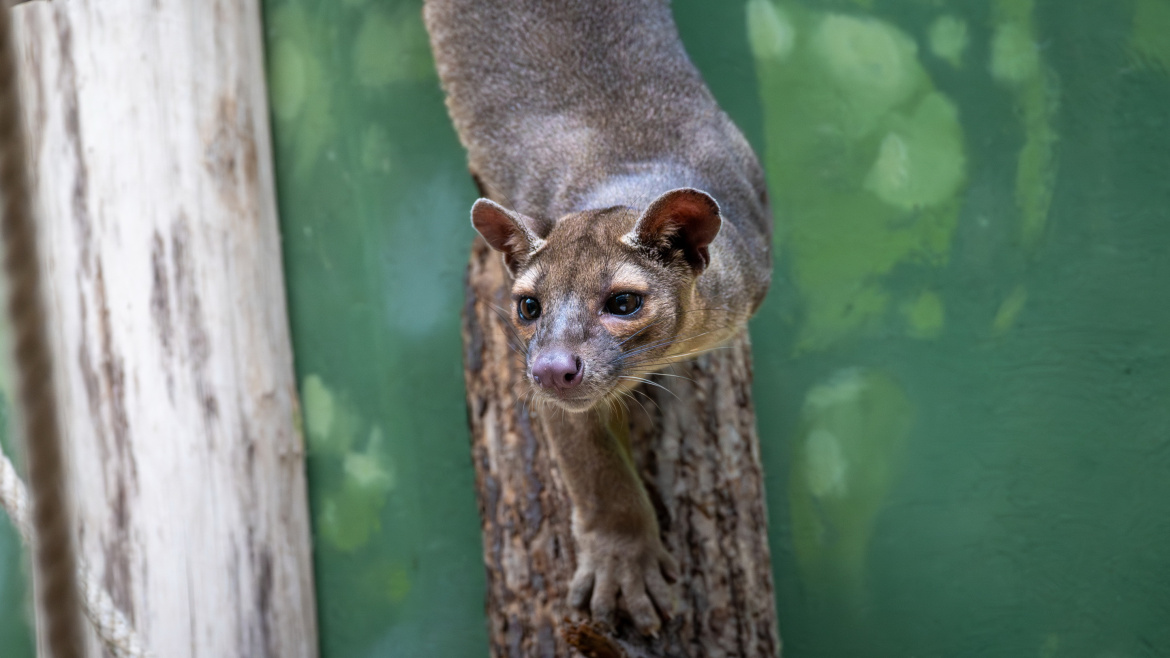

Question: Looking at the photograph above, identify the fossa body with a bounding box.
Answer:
[425,0,772,635]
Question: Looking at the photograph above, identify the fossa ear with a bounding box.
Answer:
[624,188,722,271]
[471,199,551,273]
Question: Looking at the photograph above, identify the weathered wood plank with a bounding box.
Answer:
[13,2,318,656]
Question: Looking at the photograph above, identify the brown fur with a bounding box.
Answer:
[425,0,772,635]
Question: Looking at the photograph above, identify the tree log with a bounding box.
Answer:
[464,238,781,657]
[13,2,317,656]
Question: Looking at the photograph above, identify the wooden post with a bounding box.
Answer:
[464,240,781,657]
[12,2,318,656]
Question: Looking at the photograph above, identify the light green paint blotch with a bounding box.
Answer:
[991,22,1040,84]
[301,375,395,551]
[928,15,968,68]
[302,374,336,446]
[805,429,848,498]
[318,425,394,552]
[269,40,307,122]
[813,13,923,137]
[790,369,913,591]
[353,9,434,88]
[267,6,333,177]
[747,0,796,61]
[993,286,1028,335]
[344,426,397,494]
[301,375,365,455]
[1131,0,1170,73]
[992,0,1058,249]
[865,93,965,210]
[1015,79,1058,248]
[318,485,383,553]
[903,290,945,339]
[343,450,389,491]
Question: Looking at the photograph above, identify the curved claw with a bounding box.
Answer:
[570,534,679,636]
[646,563,676,620]
[660,551,680,583]
[590,569,620,626]
[620,571,661,636]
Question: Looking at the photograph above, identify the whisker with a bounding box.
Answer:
[495,332,528,357]
[625,387,658,418]
[616,315,671,348]
[632,370,695,383]
[634,388,664,418]
[501,339,528,362]
[609,393,628,420]
[620,330,715,360]
[519,387,537,412]
[624,345,735,370]
[620,376,682,403]
[615,307,732,351]
[489,304,530,358]
[513,386,531,414]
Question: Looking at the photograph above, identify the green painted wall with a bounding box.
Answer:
[2,0,1168,656]
[748,1,1170,655]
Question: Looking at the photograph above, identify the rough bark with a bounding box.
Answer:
[464,238,781,658]
[12,2,318,656]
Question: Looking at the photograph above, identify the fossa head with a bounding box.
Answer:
[471,188,722,411]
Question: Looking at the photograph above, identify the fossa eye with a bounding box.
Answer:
[605,293,642,316]
[518,297,541,321]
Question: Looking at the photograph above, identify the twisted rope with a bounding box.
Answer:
[1,454,152,657]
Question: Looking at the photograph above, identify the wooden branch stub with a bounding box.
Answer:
[562,619,628,658]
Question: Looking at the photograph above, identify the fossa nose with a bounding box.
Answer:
[531,349,583,392]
